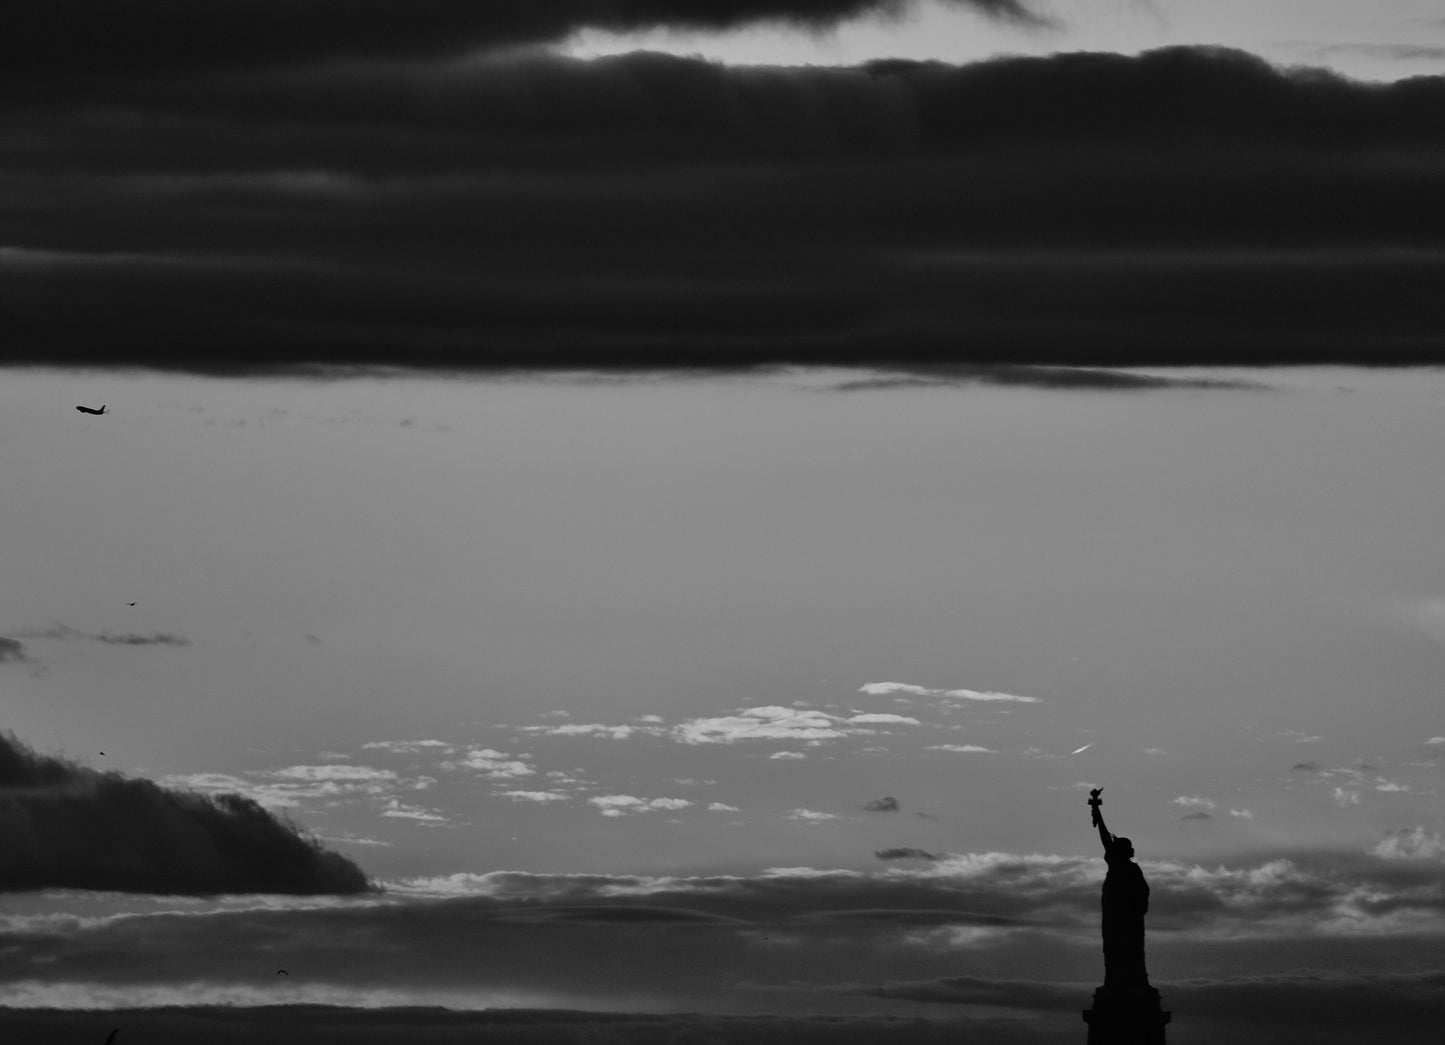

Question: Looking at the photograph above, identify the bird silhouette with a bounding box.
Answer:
[277,969,289,976]
[127,602,136,606]
[76,404,107,415]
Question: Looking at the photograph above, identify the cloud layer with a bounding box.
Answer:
[0,731,373,894]
[5,847,1445,1041]
[3,47,1442,371]
[0,1,1042,74]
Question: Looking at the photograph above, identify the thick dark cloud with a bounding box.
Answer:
[0,731,374,894]
[0,638,27,663]
[0,0,1042,75]
[3,47,1443,371]
[0,1008,1074,1045]
[875,847,941,860]
[2,855,1444,1040]
[863,796,900,812]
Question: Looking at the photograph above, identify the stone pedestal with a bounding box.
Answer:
[1082,984,1171,1044]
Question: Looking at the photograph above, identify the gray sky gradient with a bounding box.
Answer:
[4,368,1444,887]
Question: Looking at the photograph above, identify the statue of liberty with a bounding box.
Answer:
[1083,788,1170,1043]
[1088,788,1151,989]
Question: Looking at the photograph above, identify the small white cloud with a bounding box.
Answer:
[1375,780,1411,792]
[846,713,922,725]
[859,682,1039,703]
[162,772,255,792]
[926,744,995,753]
[380,799,447,822]
[1278,730,1324,743]
[1173,796,1217,810]
[1427,737,1445,746]
[769,751,807,760]
[500,790,570,803]
[1229,808,1256,819]
[1371,826,1445,860]
[271,764,399,782]
[1332,787,1362,807]
[637,714,665,723]
[444,748,535,778]
[708,802,740,812]
[523,723,647,739]
[788,808,838,822]
[314,832,392,847]
[412,775,439,790]
[589,795,645,811]
[673,706,847,745]
[361,739,455,753]
[587,794,689,815]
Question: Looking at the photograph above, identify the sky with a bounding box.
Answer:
[4,2,1445,1043]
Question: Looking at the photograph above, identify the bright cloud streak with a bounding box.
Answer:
[672,706,848,745]
[500,790,571,803]
[859,682,1040,703]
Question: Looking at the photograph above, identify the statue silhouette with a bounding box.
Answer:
[1084,788,1169,1043]
[1090,788,1150,989]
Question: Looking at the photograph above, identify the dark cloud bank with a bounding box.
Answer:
[0,1008,1067,1045]
[4,854,1445,1040]
[0,731,373,894]
[3,38,1442,373]
[0,1,1041,74]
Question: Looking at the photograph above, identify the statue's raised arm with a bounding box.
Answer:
[1089,788,1113,852]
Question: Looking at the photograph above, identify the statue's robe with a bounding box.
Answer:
[1101,848,1150,989]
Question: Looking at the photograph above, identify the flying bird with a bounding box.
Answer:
[277,969,288,976]
[76,404,107,415]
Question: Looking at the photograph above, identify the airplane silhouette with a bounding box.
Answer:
[76,404,107,415]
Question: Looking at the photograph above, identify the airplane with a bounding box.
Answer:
[76,404,107,415]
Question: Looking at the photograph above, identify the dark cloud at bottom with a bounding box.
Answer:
[5,990,1445,1045]
[0,1009,1063,1045]
[0,731,374,895]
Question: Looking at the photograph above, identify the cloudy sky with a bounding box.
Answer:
[3,2,1445,1043]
